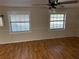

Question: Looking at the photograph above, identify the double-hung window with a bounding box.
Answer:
[50,14,66,30]
[8,12,30,32]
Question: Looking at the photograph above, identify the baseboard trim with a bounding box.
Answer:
[0,36,78,45]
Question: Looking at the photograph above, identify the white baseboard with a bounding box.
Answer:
[0,36,75,45]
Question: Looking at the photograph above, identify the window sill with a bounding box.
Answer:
[9,30,32,34]
[49,28,65,31]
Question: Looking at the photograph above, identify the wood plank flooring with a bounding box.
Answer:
[0,37,79,59]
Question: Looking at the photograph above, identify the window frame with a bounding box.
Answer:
[8,11,31,33]
[0,15,3,27]
[49,13,66,30]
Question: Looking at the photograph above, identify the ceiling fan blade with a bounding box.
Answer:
[59,1,78,4]
[49,0,51,3]
[32,4,49,6]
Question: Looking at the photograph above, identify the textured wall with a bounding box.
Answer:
[0,7,78,44]
[77,16,79,37]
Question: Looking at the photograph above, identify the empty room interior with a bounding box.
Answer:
[0,0,79,59]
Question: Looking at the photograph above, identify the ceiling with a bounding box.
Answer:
[0,0,32,7]
[0,0,79,8]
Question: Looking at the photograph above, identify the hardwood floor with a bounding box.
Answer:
[0,37,79,59]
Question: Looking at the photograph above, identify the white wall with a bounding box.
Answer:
[0,7,78,44]
[77,27,79,37]
[76,13,79,37]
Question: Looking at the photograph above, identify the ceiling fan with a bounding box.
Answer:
[33,0,78,9]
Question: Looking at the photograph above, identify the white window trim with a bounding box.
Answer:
[0,15,3,27]
[49,13,66,30]
[7,11,31,34]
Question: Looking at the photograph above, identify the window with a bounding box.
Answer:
[50,14,65,30]
[0,15,3,26]
[9,14,30,32]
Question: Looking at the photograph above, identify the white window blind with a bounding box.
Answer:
[8,11,30,32]
[50,14,66,29]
